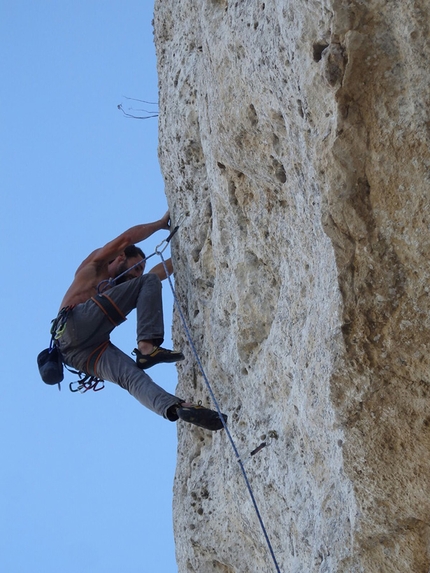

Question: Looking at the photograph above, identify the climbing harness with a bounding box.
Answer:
[91,294,127,326]
[65,339,109,393]
[39,305,106,394]
[156,246,282,573]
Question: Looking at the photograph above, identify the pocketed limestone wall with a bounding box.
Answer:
[154,1,430,571]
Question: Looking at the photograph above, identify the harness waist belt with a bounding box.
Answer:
[91,294,127,327]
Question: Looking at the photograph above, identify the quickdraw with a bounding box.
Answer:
[241,430,279,465]
[69,374,105,393]
[96,215,185,295]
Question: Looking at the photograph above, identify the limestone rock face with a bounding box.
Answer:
[153,1,430,571]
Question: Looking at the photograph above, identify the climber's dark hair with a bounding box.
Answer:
[124,245,145,261]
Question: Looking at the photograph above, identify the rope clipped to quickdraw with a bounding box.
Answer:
[156,244,282,573]
[96,216,185,295]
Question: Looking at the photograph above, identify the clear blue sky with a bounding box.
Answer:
[1,2,179,571]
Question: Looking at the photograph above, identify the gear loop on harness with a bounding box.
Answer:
[69,376,105,393]
[50,306,74,341]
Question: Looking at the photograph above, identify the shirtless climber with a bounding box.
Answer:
[55,211,226,431]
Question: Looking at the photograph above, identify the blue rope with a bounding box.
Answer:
[96,224,182,294]
[157,250,282,573]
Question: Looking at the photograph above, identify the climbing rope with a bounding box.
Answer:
[156,244,282,573]
[96,252,156,294]
[96,217,185,294]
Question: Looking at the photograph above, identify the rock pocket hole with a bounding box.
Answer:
[272,157,287,183]
[313,42,329,62]
[248,103,258,127]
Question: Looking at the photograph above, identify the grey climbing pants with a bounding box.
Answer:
[58,273,181,419]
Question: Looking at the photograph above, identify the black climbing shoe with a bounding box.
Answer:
[133,347,184,370]
[176,403,227,431]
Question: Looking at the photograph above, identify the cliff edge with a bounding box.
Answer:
[154,1,430,571]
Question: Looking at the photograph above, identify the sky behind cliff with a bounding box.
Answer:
[1,2,178,571]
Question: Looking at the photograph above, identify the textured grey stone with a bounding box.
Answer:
[154,1,430,571]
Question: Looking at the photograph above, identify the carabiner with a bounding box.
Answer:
[69,381,82,393]
[155,214,186,254]
[154,237,170,255]
[92,379,105,392]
